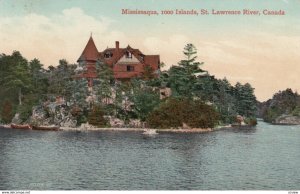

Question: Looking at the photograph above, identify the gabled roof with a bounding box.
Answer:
[78,39,160,71]
[77,36,99,62]
[99,45,147,66]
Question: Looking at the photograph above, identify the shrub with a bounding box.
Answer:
[17,104,33,123]
[88,105,108,127]
[244,117,257,126]
[291,106,300,116]
[1,100,14,124]
[71,106,88,126]
[146,98,219,129]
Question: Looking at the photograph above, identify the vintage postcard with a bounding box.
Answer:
[0,0,299,192]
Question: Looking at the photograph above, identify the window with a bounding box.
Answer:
[139,54,144,61]
[104,52,113,58]
[127,65,134,72]
[125,51,132,58]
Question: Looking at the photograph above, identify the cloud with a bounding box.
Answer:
[193,32,300,101]
[0,7,125,66]
[143,34,190,67]
[142,31,300,101]
[1,7,300,101]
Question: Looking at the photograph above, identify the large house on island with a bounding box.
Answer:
[76,36,160,87]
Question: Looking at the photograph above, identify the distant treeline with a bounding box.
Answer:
[258,88,300,123]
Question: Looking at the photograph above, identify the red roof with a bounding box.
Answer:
[77,36,99,62]
[144,55,160,70]
[77,40,160,82]
[99,45,159,67]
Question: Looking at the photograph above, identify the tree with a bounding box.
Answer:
[129,79,160,121]
[47,59,76,99]
[214,78,237,123]
[167,44,206,97]
[234,82,257,117]
[179,44,205,74]
[261,88,300,122]
[29,58,48,99]
[113,81,135,123]
[193,74,218,102]
[142,65,155,80]
[0,51,33,106]
[94,60,114,105]
[1,100,13,123]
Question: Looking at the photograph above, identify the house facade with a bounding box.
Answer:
[76,36,160,87]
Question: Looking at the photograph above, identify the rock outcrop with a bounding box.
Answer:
[274,115,300,125]
[11,113,22,124]
[30,104,77,127]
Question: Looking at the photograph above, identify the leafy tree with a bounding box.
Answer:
[129,79,160,121]
[0,51,33,106]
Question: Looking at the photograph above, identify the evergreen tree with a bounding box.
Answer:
[179,44,205,75]
[234,82,257,117]
[214,78,237,123]
[194,74,218,102]
[167,44,206,97]
[94,60,114,105]
[47,59,76,99]
[29,58,48,101]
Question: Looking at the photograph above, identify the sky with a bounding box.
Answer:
[0,0,299,101]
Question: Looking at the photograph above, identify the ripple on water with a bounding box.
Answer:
[0,122,300,190]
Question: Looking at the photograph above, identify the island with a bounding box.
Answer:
[0,39,258,131]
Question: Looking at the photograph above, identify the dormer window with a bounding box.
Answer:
[105,52,113,58]
[139,54,144,61]
[125,51,132,58]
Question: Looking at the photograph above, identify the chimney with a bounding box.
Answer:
[116,41,119,50]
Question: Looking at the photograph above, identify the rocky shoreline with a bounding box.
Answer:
[273,115,300,125]
[1,123,233,133]
[60,124,232,133]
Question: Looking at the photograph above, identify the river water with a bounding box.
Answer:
[0,121,299,190]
